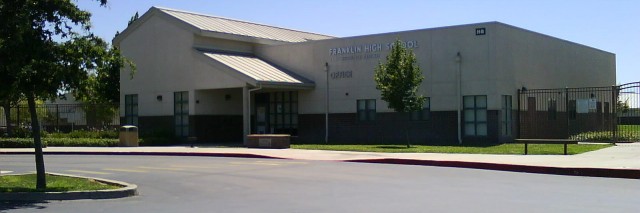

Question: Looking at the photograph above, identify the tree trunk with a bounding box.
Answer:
[2,101,12,137]
[405,112,411,148]
[27,93,46,189]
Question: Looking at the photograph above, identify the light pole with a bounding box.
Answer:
[324,62,329,144]
[456,52,462,145]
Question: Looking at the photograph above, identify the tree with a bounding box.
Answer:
[0,0,111,189]
[617,98,630,114]
[0,25,21,138]
[128,12,139,26]
[73,38,134,104]
[374,39,425,147]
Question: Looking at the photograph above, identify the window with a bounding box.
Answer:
[411,97,431,121]
[501,95,512,136]
[268,91,298,134]
[124,94,138,126]
[174,91,189,137]
[357,99,376,121]
[548,99,557,120]
[464,95,487,136]
[568,100,577,120]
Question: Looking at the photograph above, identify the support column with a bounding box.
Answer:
[243,86,250,145]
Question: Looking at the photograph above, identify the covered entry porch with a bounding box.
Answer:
[194,50,314,144]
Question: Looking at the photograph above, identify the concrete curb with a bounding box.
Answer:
[0,173,138,201]
[3,151,639,180]
[0,151,284,160]
[346,158,640,179]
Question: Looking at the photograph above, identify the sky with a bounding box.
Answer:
[76,0,639,84]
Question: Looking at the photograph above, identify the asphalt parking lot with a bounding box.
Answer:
[2,154,639,213]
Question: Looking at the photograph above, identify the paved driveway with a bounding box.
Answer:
[2,155,639,213]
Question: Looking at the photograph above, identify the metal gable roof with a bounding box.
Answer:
[158,7,334,43]
[201,51,314,87]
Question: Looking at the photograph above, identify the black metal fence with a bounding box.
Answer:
[518,82,640,142]
[0,103,120,133]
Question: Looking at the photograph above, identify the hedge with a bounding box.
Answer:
[46,130,119,139]
[0,137,177,148]
[570,131,640,142]
[0,138,118,148]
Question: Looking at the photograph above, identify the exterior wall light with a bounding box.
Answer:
[156,95,163,101]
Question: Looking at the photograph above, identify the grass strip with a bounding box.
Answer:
[0,174,119,193]
[291,143,612,155]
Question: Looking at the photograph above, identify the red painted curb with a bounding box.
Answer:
[345,158,640,179]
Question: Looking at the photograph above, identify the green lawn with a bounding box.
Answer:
[618,125,640,132]
[0,174,119,193]
[291,143,612,155]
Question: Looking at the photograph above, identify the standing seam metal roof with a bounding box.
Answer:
[158,7,334,43]
[202,52,310,85]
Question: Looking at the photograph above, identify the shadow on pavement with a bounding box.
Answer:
[0,201,49,212]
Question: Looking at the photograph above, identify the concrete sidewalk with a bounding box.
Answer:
[2,143,640,178]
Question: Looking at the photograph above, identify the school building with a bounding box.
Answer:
[114,7,615,144]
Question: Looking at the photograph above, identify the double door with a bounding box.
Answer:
[254,92,298,135]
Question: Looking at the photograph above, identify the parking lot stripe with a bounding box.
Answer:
[138,166,184,171]
[229,161,280,166]
[103,168,148,173]
[66,170,111,175]
[256,161,308,165]
[168,164,233,169]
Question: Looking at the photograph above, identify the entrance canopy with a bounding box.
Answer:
[200,50,315,89]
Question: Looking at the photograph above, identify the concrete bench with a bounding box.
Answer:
[514,139,578,155]
[246,134,290,149]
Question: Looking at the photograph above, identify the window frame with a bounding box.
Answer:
[357,99,376,121]
[548,99,557,120]
[268,91,298,132]
[411,97,431,121]
[174,91,189,137]
[463,95,488,136]
[124,94,138,126]
[501,95,512,136]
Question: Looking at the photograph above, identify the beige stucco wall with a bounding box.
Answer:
[256,22,615,114]
[194,88,243,115]
[256,23,503,113]
[118,15,615,118]
[118,13,251,117]
[494,24,616,91]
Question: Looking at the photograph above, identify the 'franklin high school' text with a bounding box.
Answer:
[329,40,419,56]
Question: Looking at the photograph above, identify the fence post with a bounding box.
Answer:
[517,89,521,139]
[56,104,60,131]
[16,105,20,128]
[565,87,569,139]
[612,85,618,145]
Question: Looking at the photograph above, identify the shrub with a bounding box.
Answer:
[570,131,640,142]
[0,138,118,148]
[46,138,118,147]
[46,129,118,139]
[0,138,35,148]
[6,128,48,138]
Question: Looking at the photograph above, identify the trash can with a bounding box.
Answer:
[119,125,139,147]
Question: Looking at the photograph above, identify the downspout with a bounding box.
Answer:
[456,52,462,145]
[325,62,329,144]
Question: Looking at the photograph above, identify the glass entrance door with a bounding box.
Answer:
[254,92,298,135]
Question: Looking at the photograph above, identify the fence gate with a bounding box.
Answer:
[517,82,640,142]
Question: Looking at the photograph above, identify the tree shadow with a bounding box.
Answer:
[375,145,414,149]
[0,201,49,212]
